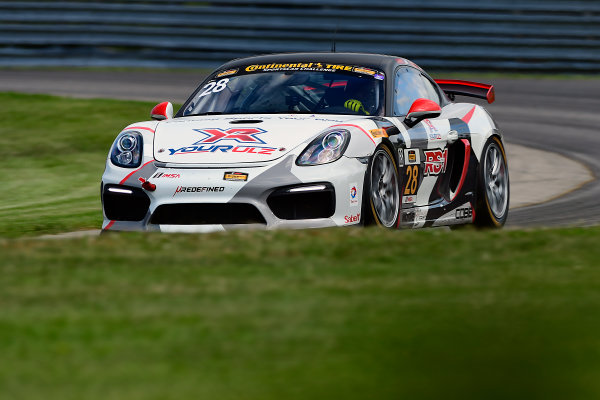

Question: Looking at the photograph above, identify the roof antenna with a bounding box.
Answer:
[331,23,338,53]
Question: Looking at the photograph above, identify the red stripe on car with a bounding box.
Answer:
[461,106,476,124]
[450,139,471,202]
[119,160,155,185]
[122,126,155,133]
[330,124,376,145]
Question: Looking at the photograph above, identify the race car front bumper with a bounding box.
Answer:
[101,155,367,232]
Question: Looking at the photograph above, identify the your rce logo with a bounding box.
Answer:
[193,127,267,144]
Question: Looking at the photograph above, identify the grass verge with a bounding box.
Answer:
[1,227,600,399]
[2,91,600,399]
[0,92,161,237]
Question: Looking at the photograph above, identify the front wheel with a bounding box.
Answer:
[363,145,400,227]
[474,136,510,228]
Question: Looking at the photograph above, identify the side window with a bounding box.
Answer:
[419,75,441,104]
[393,67,440,116]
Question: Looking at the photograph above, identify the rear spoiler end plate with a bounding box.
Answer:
[435,79,495,104]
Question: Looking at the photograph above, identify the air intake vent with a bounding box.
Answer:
[229,119,263,124]
[267,183,335,220]
[150,203,266,225]
[102,184,150,221]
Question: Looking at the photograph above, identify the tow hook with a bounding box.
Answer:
[138,177,156,192]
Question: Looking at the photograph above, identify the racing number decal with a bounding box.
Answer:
[199,78,230,97]
[404,165,419,195]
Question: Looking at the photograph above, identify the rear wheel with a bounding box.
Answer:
[474,136,509,228]
[363,145,400,227]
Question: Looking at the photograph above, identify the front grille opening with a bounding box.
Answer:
[150,203,266,225]
[267,183,335,220]
[102,184,150,221]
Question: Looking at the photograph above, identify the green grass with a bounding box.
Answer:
[0,92,162,237]
[1,227,600,399]
[2,91,600,399]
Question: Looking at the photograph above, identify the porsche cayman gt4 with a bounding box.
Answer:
[101,52,509,232]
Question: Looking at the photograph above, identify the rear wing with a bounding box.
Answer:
[434,79,495,104]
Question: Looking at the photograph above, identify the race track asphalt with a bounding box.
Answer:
[2,69,598,227]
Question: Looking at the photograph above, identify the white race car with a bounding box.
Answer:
[101,52,509,232]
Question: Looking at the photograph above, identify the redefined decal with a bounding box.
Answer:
[173,186,225,197]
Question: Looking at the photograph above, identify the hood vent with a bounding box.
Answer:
[230,119,263,124]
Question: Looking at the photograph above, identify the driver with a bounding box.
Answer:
[343,78,377,115]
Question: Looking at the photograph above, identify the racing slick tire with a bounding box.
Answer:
[363,145,401,228]
[474,136,510,228]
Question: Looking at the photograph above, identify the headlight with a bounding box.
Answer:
[296,129,350,166]
[110,131,143,168]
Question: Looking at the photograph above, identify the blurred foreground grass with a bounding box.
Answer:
[1,227,600,399]
[2,92,600,399]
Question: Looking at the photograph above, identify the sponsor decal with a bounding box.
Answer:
[168,145,277,156]
[403,195,416,204]
[406,149,420,164]
[344,213,361,223]
[193,127,266,144]
[424,119,437,132]
[374,73,385,80]
[246,62,325,72]
[397,148,404,166]
[353,67,376,75]
[244,63,383,77]
[152,172,180,179]
[173,186,225,197]
[424,148,448,176]
[217,68,238,77]
[424,119,442,140]
[350,183,358,207]
[369,128,388,138]
[224,172,249,182]
[416,208,427,221]
[167,128,275,156]
[455,207,473,220]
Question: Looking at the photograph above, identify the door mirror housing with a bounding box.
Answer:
[151,102,173,121]
[404,98,441,126]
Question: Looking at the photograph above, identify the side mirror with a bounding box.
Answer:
[151,102,173,121]
[404,98,441,126]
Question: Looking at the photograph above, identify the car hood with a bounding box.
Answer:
[153,114,360,164]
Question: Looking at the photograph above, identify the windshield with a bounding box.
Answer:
[180,63,385,117]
